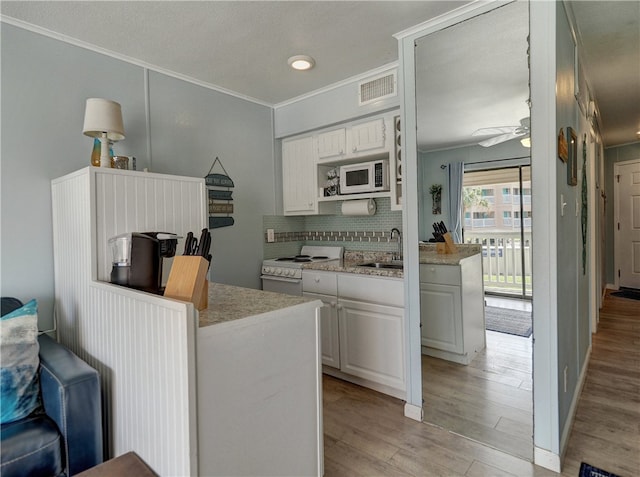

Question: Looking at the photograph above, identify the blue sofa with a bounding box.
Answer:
[1,298,103,476]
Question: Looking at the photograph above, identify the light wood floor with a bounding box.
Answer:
[422,330,533,461]
[560,291,640,476]
[322,292,639,476]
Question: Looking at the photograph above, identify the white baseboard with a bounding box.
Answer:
[404,402,423,422]
[605,283,618,290]
[560,345,592,460]
[534,446,561,472]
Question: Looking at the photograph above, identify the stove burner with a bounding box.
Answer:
[276,257,295,261]
[312,256,328,260]
[294,258,312,262]
[294,255,310,259]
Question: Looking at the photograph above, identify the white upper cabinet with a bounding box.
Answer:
[347,118,386,154]
[282,135,317,215]
[317,128,347,160]
[282,111,402,214]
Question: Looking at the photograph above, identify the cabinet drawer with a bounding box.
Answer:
[302,270,338,295]
[338,274,403,308]
[420,264,461,286]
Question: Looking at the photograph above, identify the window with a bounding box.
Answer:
[503,211,512,218]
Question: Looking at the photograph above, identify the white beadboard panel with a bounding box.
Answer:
[85,283,198,477]
[93,168,207,281]
[52,167,203,475]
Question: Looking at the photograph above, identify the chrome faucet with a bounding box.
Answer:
[390,228,402,260]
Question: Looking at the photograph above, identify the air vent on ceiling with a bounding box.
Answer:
[358,71,397,106]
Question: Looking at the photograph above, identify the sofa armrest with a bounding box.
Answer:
[38,334,103,475]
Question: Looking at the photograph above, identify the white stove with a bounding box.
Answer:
[261,246,343,295]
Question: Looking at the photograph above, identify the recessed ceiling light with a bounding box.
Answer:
[288,55,315,71]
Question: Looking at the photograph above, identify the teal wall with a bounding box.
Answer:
[555,2,591,443]
[1,24,275,329]
[604,142,640,284]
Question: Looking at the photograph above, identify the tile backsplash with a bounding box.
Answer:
[263,198,402,258]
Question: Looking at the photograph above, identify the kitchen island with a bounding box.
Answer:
[197,283,323,476]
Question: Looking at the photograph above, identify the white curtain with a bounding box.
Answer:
[447,162,464,243]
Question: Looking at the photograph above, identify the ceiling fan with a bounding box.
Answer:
[472,117,530,147]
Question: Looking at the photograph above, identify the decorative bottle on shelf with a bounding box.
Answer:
[90,138,116,167]
[90,138,101,167]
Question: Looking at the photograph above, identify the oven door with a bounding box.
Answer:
[261,275,303,296]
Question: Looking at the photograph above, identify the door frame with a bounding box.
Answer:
[614,158,640,289]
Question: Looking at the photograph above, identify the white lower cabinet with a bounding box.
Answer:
[339,298,405,390]
[419,282,462,353]
[302,271,405,398]
[304,291,340,369]
[419,254,485,365]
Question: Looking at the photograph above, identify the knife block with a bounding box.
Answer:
[164,256,209,310]
[436,232,459,254]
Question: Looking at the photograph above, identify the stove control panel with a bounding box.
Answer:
[261,266,302,280]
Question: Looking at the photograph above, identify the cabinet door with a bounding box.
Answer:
[304,292,339,369]
[419,282,463,353]
[348,118,385,154]
[282,136,316,215]
[338,298,404,390]
[317,129,346,161]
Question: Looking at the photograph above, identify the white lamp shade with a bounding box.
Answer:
[82,98,125,140]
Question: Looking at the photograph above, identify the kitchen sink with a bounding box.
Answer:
[357,261,403,270]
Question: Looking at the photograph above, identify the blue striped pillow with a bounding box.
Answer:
[1,299,41,424]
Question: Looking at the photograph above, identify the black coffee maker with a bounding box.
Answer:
[108,232,179,294]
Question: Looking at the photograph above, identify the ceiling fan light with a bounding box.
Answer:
[288,55,315,71]
[520,136,531,148]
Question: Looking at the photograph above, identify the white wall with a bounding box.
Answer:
[1,23,275,329]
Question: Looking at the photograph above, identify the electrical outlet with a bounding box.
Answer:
[266,228,275,243]
[564,365,568,393]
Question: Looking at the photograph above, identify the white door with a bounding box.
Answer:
[616,160,640,289]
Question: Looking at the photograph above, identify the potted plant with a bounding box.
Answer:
[429,184,442,214]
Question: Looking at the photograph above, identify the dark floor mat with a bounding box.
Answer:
[610,287,640,300]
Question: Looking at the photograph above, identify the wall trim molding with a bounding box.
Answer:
[403,403,422,422]
[560,344,592,465]
[534,446,561,473]
[273,62,398,110]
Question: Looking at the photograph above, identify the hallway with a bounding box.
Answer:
[560,291,640,476]
[322,291,639,476]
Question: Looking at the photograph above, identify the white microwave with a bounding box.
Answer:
[339,159,390,194]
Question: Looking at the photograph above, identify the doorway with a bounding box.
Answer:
[413,0,533,461]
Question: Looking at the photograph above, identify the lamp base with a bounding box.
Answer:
[99,134,111,168]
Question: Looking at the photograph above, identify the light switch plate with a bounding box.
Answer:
[266,228,275,243]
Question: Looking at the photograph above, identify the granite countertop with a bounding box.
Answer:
[198,282,316,327]
[419,243,482,265]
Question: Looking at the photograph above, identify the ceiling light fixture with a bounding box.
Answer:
[288,55,315,71]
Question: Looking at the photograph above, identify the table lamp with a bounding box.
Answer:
[82,98,125,167]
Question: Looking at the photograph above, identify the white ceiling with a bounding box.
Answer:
[2,1,638,148]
